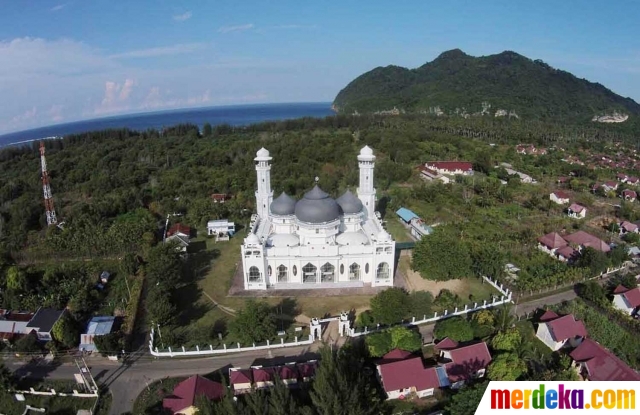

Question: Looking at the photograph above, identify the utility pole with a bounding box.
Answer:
[39,142,58,226]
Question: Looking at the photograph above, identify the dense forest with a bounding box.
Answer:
[333,49,640,128]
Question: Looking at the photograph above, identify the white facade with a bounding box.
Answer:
[207,219,235,236]
[241,146,395,290]
[550,193,569,205]
[612,294,635,315]
[535,323,565,351]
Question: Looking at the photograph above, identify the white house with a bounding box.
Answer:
[612,285,640,316]
[550,191,570,205]
[535,311,587,351]
[620,221,639,236]
[424,161,473,176]
[241,146,395,290]
[567,203,587,219]
[418,166,450,184]
[537,232,568,256]
[623,189,638,202]
[207,219,235,241]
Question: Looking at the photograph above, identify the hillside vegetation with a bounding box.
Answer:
[333,49,640,125]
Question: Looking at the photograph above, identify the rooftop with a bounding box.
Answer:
[377,356,441,393]
[85,316,115,336]
[563,231,611,253]
[537,232,568,250]
[25,308,65,333]
[570,338,640,381]
[544,314,588,342]
[163,375,224,413]
[396,207,419,223]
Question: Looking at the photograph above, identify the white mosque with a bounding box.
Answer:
[241,146,396,290]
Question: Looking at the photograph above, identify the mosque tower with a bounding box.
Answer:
[357,145,376,219]
[254,147,273,219]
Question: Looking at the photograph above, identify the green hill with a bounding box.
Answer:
[333,49,640,123]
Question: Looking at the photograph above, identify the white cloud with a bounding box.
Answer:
[48,105,64,122]
[140,87,212,110]
[173,11,192,22]
[218,23,254,34]
[109,43,206,59]
[50,3,67,12]
[95,78,136,115]
[274,24,318,29]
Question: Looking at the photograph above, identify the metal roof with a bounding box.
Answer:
[85,316,115,336]
[396,207,419,223]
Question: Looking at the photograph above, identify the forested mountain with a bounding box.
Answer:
[333,49,640,123]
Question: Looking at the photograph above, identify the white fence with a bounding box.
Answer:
[13,388,98,398]
[149,275,512,357]
[148,331,314,357]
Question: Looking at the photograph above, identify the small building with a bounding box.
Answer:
[211,193,229,203]
[535,311,587,351]
[563,231,611,253]
[537,232,568,255]
[396,208,419,224]
[617,173,629,183]
[550,191,570,205]
[375,349,442,400]
[275,365,299,386]
[296,361,318,382]
[25,308,66,341]
[627,177,640,186]
[167,223,191,238]
[166,234,190,252]
[424,161,473,176]
[0,310,35,344]
[604,181,619,192]
[570,338,640,381]
[556,246,577,263]
[79,316,116,352]
[567,203,587,219]
[418,166,450,184]
[623,189,637,202]
[620,221,639,236]
[409,218,433,240]
[207,219,236,241]
[251,366,275,389]
[435,340,492,388]
[229,368,253,395]
[162,375,224,415]
[612,285,640,316]
[499,163,536,184]
[99,271,111,284]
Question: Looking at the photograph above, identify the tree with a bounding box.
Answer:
[609,244,629,268]
[93,332,123,356]
[202,123,213,136]
[433,289,460,311]
[492,305,515,332]
[269,375,302,415]
[229,300,276,344]
[14,333,41,354]
[146,289,176,327]
[310,346,381,415]
[433,316,473,342]
[608,273,638,291]
[145,244,183,290]
[0,362,14,391]
[365,326,422,357]
[490,328,522,352]
[445,381,488,415]
[472,310,494,326]
[52,313,80,348]
[470,244,505,279]
[5,266,27,292]
[369,288,410,325]
[407,290,433,318]
[412,227,472,281]
[577,247,608,276]
[576,281,607,307]
[487,353,527,380]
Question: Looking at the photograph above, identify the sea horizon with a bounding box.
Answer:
[0,101,334,148]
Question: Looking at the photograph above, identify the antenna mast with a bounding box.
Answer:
[40,142,58,226]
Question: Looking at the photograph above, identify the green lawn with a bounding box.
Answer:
[516,320,553,358]
[384,218,414,242]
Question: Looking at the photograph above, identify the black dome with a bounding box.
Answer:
[270,192,296,216]
[336,190,363,214]
[294,185,341,224]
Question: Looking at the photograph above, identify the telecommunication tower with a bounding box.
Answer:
[39,142,58,226]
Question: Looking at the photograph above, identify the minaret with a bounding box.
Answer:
[357,145,376,219]
[40,142,58,226]
[254,147,273,219]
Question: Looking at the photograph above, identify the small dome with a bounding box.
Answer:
[377,230,391,241]
[267,233,300,247]
[336,190,363,214]
[246,233,260,245]
[295,185,341,224]
[359,145,373,156]
[256,147,270,157]
[336,231,370,246]
[270,192,296,216]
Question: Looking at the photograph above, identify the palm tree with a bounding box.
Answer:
[493,304,515,332]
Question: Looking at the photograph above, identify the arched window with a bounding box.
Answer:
[376,262,390,281]
[248,266,262,282]
[349,263,360,281]
[365,263,370,274]
[340,264,345,275]
[321,263,335,282]
[277,265,288,282]
[303,263,317,283]
[267,266,272,276]
[293,265,297,276]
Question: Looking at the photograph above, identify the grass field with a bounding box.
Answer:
[384,217,414,242]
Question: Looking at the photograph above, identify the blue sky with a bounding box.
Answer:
[1,0,639,133]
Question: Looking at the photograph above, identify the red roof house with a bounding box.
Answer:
[620,221,638,234]
[275,365,299,385]
[570,338,640,381]
[167,223,191,238]
[229,368,253,394]
[434,337,459,351]
[550,191,570,204]
[612,285,640,315]
[568,203,587,219]
[539,310,559,322]
[211,193,229,203]
[162,375,224,414]
[537,232,568,252]
[627,177,640,185]
[252,367,275,389]
[296,361,318,381]
[376,352,442,400]
[556,246,577,262]
[623,189,637,201]
[536,313,588,351]
[424,161,473,175]
[563,231,611,253]
[439,342,492,386]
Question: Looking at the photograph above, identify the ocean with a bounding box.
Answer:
[0,102,334,147]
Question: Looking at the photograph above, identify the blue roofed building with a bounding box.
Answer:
[79,316,116,352]
[396,208,419,224]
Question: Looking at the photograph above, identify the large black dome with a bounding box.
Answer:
[295,185,341,224]
[270,192,296,216]
[336,190,363,214]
